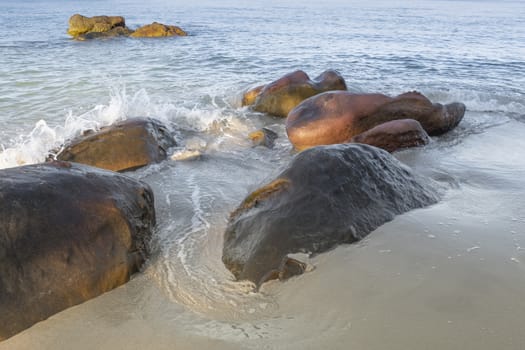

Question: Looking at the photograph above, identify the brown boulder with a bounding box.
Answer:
[55,117,176,172]
[67,14,127,38]
[76,26,133,40]
[286,91,465,150]
[0,161,155,340]
[130,22,187,38]
[244,70,347,117]
[350,119,430,152]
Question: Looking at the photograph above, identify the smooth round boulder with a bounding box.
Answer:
[223,144,438,288]
[67,14,127,38]
[286,91,466,150]
[244,69,347,117]
[350,119,430,152]
[0,161,155,340]
[130,22,187,38]
[55,117,176,172]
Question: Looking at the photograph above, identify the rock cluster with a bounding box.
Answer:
[0,17,469,339]
[67,14,187,40]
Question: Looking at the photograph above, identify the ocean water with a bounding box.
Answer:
[1,0,525,349]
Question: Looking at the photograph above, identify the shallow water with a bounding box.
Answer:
[1,0,525,349]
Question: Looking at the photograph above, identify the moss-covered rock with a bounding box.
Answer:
[67,14,127,38]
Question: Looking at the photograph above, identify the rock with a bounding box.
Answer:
[76,26,133,40]
[245,70,347,117]
[242,85,265,106]
[171,149,202,161]
[248,128,278,148]
[130,22,187,38]
[222,144,438,288]
[0,161,155,340]
[350,119,430,152]
[56,117,176,172]
[286,91,466,150]
[67,14,127,38]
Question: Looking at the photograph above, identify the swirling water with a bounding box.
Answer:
[1,0,525,349]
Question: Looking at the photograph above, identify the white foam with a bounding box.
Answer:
[0,85,248,170]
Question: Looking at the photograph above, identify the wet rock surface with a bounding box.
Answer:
[0,161,155,340]
[223,144,439,287]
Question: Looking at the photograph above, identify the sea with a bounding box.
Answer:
[1,0,524,349]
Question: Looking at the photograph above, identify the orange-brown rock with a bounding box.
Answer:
[244,70,347,117]
[286,91,466,150]
[56,117,176,172]
[0,161,155,340]
[130,22,187,38]
[350,119,430,152]
[242,85,265,106]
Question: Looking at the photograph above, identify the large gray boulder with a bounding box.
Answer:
[223,144,439,287]
[0,161,155,340]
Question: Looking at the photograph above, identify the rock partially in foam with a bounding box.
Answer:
[55,117,176,172]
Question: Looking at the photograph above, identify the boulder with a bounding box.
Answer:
[350,119,430,152]
[76,26,133,40]
[130,22,187,38]
[56,117,176,172]
[244,70,347,117]
[0,161,155,340]
[223,144,438,287]
[286,91,466,150]
[67,14,127,38]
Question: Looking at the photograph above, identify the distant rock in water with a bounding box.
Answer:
[55,117,176,172]
[130,22,187,38]
[0,161,155,341]
[67,14,129,39]
[243,69,347,117]
[222,144,439,288]
[67,14,187,40]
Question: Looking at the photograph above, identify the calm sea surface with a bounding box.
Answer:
[1,0,525,349]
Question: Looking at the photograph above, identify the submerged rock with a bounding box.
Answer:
[76,26,133,40]
[350,119,430,152]
[222,144,438,287]
[248,127,278,148]
[56,117,176,172]
[286,91,466,150]
[0,161,155,340]
[244,69,347,117]
[130,22,187,38]
[67,14,128,38]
